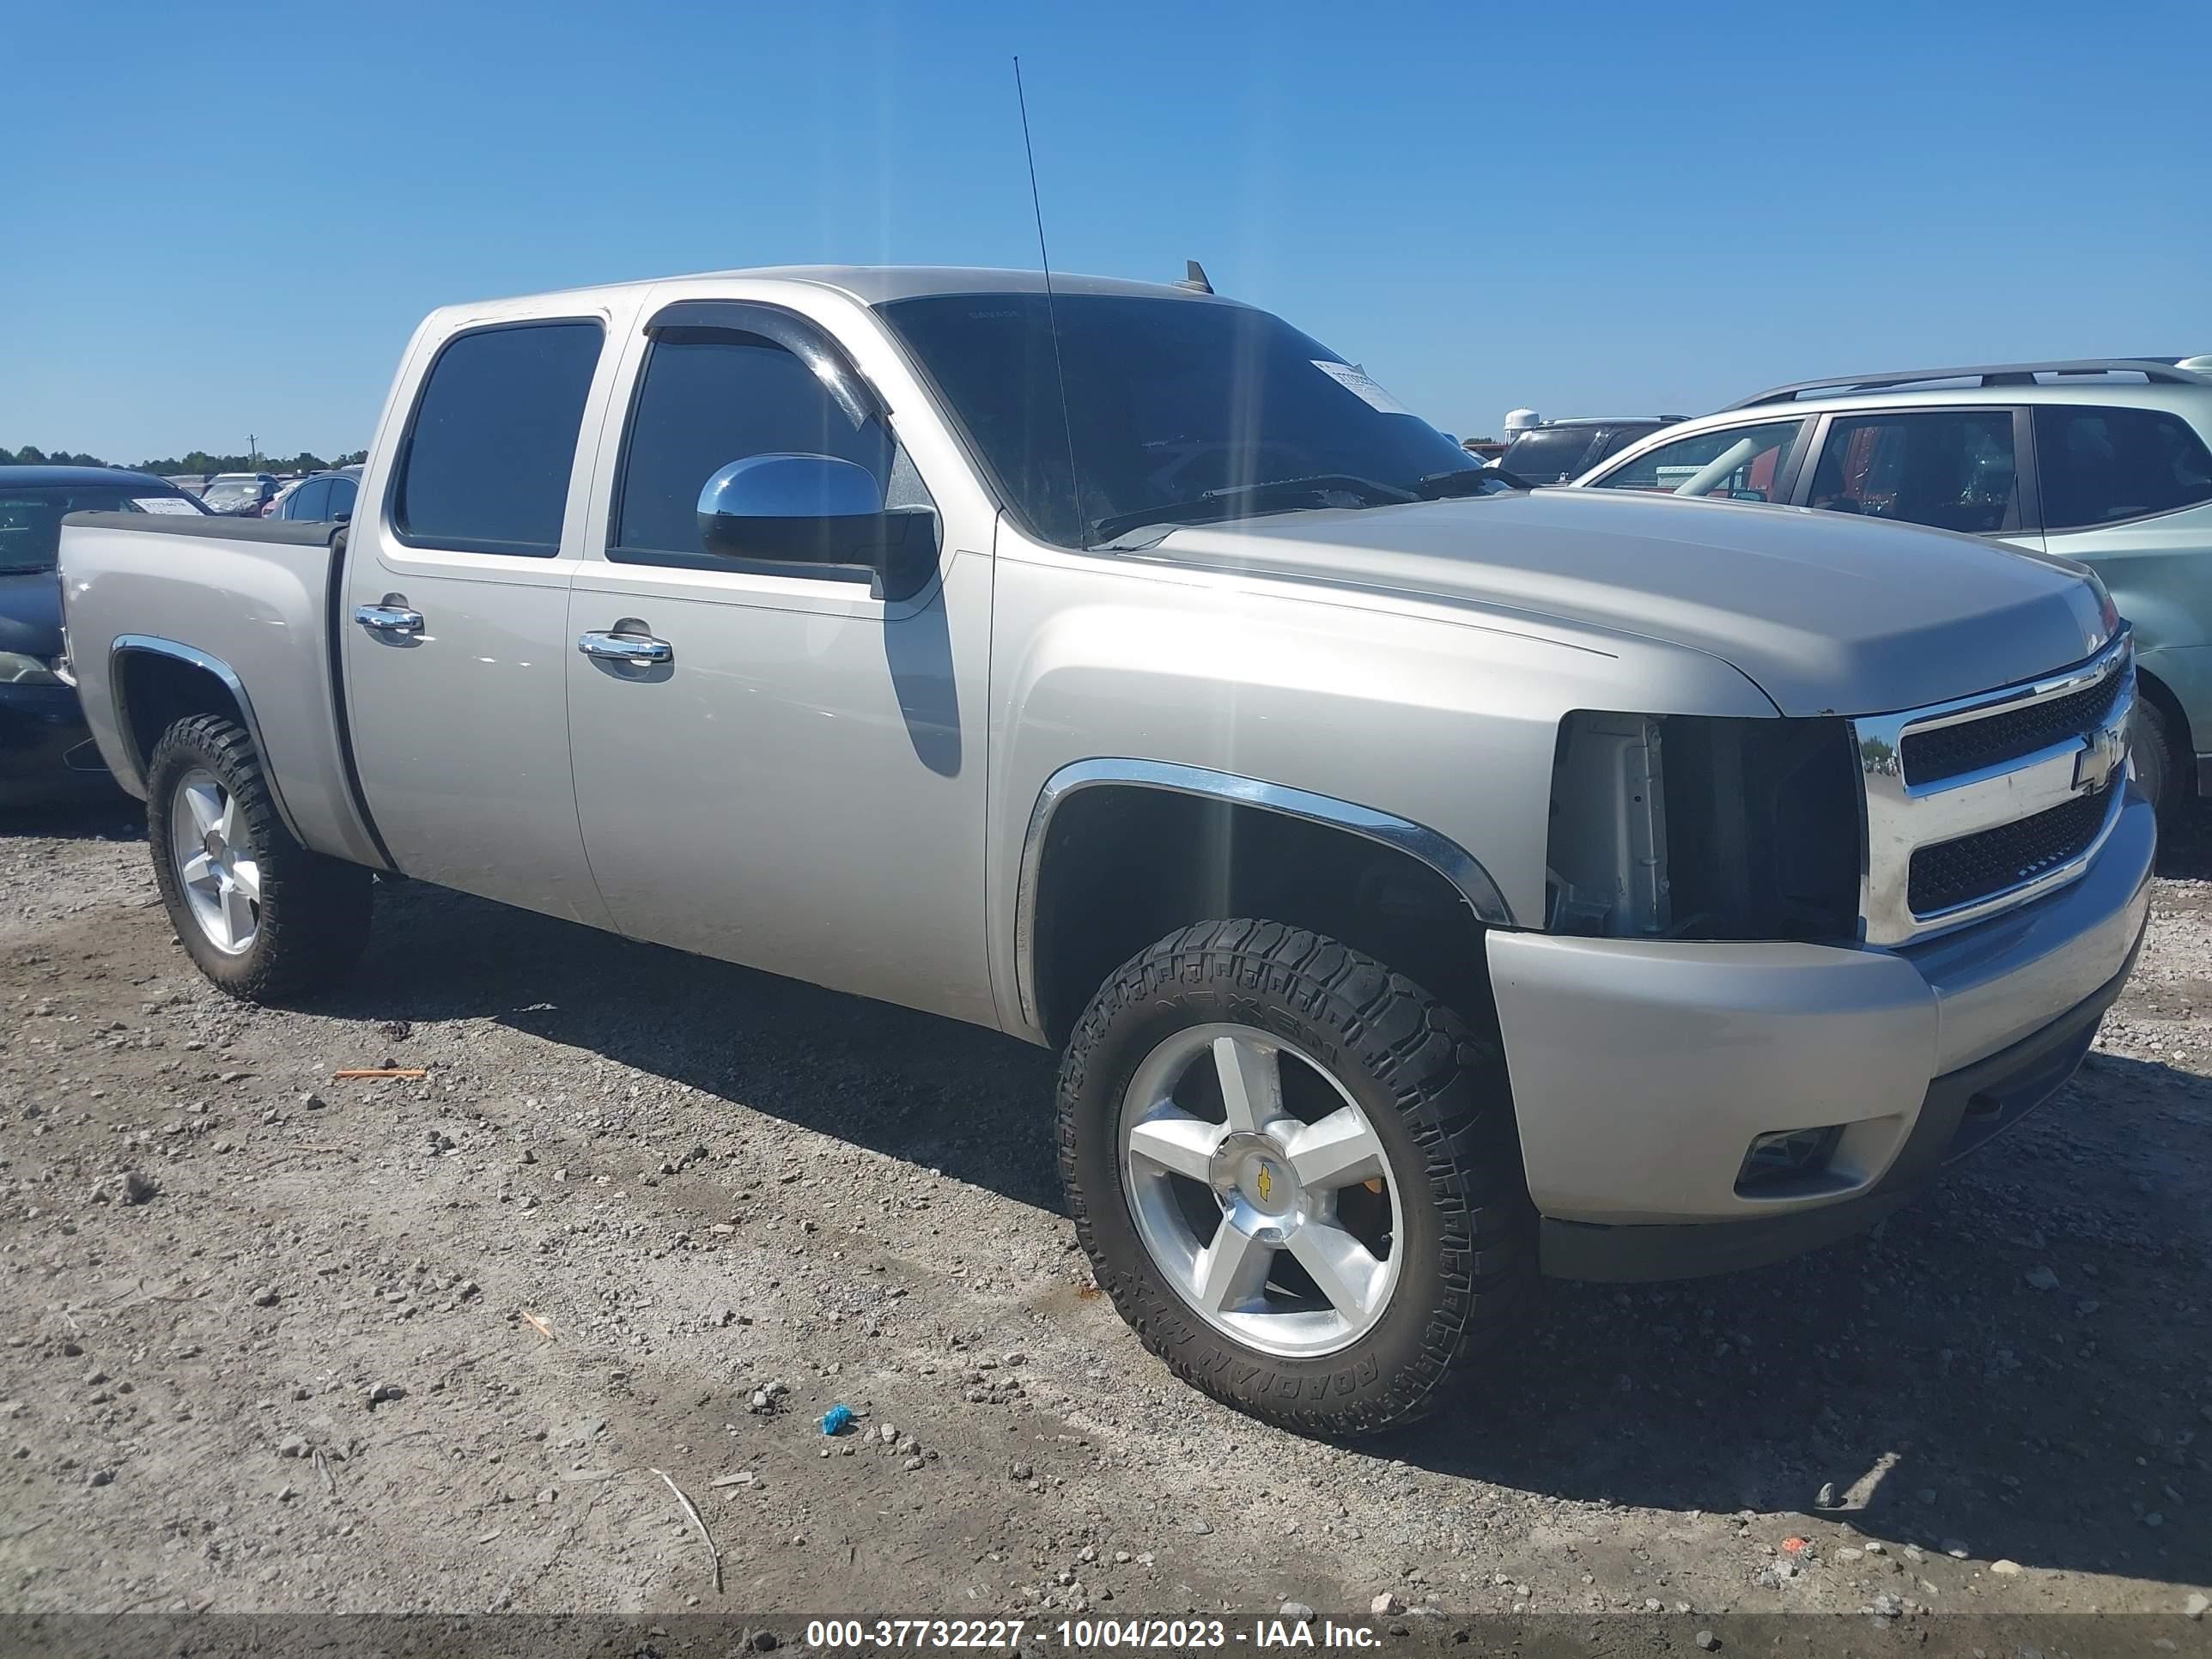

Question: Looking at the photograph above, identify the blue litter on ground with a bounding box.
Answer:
[820,1404,853,1437]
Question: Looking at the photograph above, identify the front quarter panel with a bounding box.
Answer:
[985,525,1779,1039]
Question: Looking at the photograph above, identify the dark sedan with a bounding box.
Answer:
[264,465,362,523]
[1,465,208,804]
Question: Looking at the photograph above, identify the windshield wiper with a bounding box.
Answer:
[1090,474,1418,547]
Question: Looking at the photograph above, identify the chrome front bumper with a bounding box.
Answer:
[1487,787,2154,1254]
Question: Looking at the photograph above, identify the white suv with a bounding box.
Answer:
[1573,359,2212,812]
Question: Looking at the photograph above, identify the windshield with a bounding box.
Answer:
[203,481,262,505]
[877,293,1481,548]
[1498,427,1608,484]
[0,485,202,571]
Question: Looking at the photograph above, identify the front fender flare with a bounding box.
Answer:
[1012,757,1515,1033]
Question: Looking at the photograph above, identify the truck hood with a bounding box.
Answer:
[1148,490,2112,717]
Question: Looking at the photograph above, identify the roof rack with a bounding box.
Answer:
[1723,358,2209,410]
[1531,414,1689,427]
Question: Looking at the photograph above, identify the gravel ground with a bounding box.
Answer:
[2,799,2208,1633]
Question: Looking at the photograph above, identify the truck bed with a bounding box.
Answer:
[58,512,388,869]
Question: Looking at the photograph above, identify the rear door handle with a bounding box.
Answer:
[577,630,672,665]
[354,600,423,635]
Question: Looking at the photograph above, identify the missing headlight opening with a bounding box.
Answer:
[1547,712,1862,942]
[1547,714,1670,938]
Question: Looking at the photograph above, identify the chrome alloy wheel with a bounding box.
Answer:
[1119,1024,1404,1358]
[170,768,261,956]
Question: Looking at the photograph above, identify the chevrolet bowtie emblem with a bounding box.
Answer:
[1255,1164,1273,1203]
[2074,716,2127,796]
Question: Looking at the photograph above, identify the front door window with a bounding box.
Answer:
[1808,410,2020,534]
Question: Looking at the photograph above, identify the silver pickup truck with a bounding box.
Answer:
[58,266,2152,1436]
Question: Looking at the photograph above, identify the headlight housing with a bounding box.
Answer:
[1547,712,1862,942]
[0,650,62,686]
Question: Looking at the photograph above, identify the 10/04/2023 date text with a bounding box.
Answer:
[804,1618,1382,1649]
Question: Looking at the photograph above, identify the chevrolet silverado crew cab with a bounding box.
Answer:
[58,267,2151,1436]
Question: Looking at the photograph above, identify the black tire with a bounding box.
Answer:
[146,714,372,1001]
[1058,919,1534,1437]
[2131,696,2179,819]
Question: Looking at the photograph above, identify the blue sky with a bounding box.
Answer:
[6,0,2208,463]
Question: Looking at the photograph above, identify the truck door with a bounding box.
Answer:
[343,315,617,926]
[563,296,995,1025]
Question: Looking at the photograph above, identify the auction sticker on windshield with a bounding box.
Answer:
[1311,360,1413,417]
[134,497,199,514]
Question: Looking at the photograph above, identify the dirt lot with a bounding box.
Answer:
[3,799,2208,1638]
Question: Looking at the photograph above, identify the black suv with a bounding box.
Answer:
[1498,416,1686,485]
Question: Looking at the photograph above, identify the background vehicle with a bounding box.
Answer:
[264,466,362,523]
[1496,415,1684,484]
[1573,360,2212,813]
[200,472,280,516]
[1,465,206,803]
[56,269,2150,1437]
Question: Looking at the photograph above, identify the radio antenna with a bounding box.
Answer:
[1013,57,1086,544]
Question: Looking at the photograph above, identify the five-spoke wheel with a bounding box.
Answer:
[1121,1024,1401,1357]
[169,768,262,955]
[146,714,373,1000]
[1060,919,1533,1436]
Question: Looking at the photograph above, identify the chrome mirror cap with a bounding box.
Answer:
[696,453,883,521]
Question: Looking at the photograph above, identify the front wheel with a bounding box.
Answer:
[2130,697,2179,819]
[146,714,373,1001]
[1058,920,1533,1437]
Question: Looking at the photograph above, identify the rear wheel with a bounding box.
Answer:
[1058,919,1533,1437]
[146,714,372,1001]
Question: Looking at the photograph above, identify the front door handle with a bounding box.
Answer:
[354,600,423,635]
[577,630,672,665]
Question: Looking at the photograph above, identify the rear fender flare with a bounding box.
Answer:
[108,635,307,845]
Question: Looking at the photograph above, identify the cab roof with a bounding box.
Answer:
[453,264,1239,312]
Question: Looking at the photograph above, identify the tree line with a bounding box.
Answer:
[2,443,367,474]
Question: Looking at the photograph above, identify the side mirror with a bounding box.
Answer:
[696,453,938,599]
[698,453,883,536]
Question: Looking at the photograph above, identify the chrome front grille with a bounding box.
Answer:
[1906,781,2117,916]
[1899,667,2129,787]
[1856,631,2133,946]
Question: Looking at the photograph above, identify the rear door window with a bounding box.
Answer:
[1807,410,2019,533]
[393,320,604,556]
[1590,420,1802,501]
[2035,405,2212,530]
